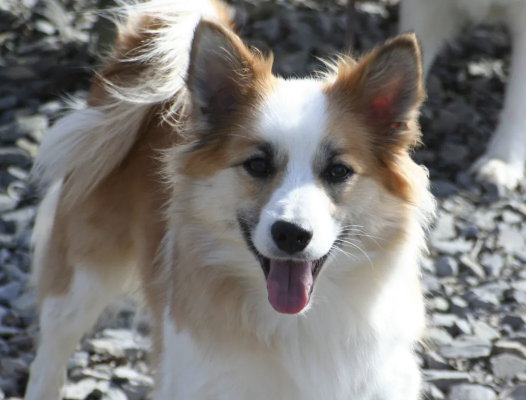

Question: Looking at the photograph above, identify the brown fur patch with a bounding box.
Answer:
[324,33,425,201]
[37,111,172,301]
[35,6,191,301]
[179,20,276,178]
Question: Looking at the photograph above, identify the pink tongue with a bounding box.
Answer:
[267,260,313,314]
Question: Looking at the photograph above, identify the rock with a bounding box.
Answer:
[84,329,150,360]
[121,382,151,400]
[502,314,526,331]
[449,384,496,400]
[422,274,441,293]
[454,319,473,336]
[424,370,471,391]
[468,59,503,78]
[424,351,450,370]
[35,19,56,35]
[440,143,469,166]
[0,282,22,304]
[10,291,36,317]
[38,100,62,117]
[473,320,501,342]
[506,384,526,399]
[432,314,460,329]
[491,354,526,380]
[459,255,486,278]
[440,339,492,359]
[67,352,89,370]
[0,148,31,167]
[450,296,469,317]
[0,96,17,110]
[432,239,472,256]
[426,328,454,346]
[465,288,500,310]
[431,180,458,198]
[0,325,22,338]
[0,357,28,377]
[63,379,99,400]
[0,195,17,214]
[511,333,526,347]
[503,210,522,224]
[103,386,128,400]
[461,224,479,240]
[498,228,525,252]
[480,253,504,277]
[429,297,450,312]
[425,383,446,400]
[2,206,37,235]
[16,137,38,157]
[15,114,48,142]
[435,256,459,277]
[112,366,153,386]
[512,280,526,292]
[508,289,526,304]
[432,212,456,241]
[84,338,125,358]
[0,114,48,142]
[7,166,29,181]
[493,340,526,358]
[70,367,111,381]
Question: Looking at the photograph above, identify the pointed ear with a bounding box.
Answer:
[330,33,424,139]
[187,20,270,126]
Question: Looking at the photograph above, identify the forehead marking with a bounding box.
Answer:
[256,78,328,169]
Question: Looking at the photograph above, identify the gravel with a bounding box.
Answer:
[1,0,526,398]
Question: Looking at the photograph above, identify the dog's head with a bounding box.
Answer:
[169,20,428,315]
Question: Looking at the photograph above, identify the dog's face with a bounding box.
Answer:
[171,21,425,315]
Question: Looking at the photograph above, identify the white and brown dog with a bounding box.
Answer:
[400,0,526,190]
[25,0,435,399]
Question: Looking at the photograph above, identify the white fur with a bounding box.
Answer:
[154,246,426,400]
[253,79,338,260]
[25,267,131,400]
[30,180,61,287]
[153,307,301,400]
[400,0,526,189]
[32,105,145,207]
[157,77,434,399]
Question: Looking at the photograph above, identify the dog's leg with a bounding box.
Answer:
[399,0,462,76]
[472,11,526,190]
[25,266,128,400]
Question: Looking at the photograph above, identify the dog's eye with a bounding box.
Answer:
[244,158,271,178]
[325,163,353,182]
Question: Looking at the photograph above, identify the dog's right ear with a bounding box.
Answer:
[187,20,271,127]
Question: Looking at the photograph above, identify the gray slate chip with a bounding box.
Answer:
[448,384,496,400]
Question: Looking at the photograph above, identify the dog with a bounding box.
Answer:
[399,0,526,190]
[25,0,435,398]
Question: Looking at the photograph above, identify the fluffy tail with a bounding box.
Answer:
[31,0,233,208]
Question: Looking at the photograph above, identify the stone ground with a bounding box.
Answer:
[1,0,526,399]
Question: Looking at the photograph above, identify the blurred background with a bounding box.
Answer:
[0,0,525,399]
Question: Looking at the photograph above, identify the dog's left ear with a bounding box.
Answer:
[329,33,424,143]
[187,20,271,127]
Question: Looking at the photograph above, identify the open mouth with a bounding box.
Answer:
[260,256,328,314]
[238,216,329,315]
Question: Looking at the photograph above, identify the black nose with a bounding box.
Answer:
[271,220,313,254]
